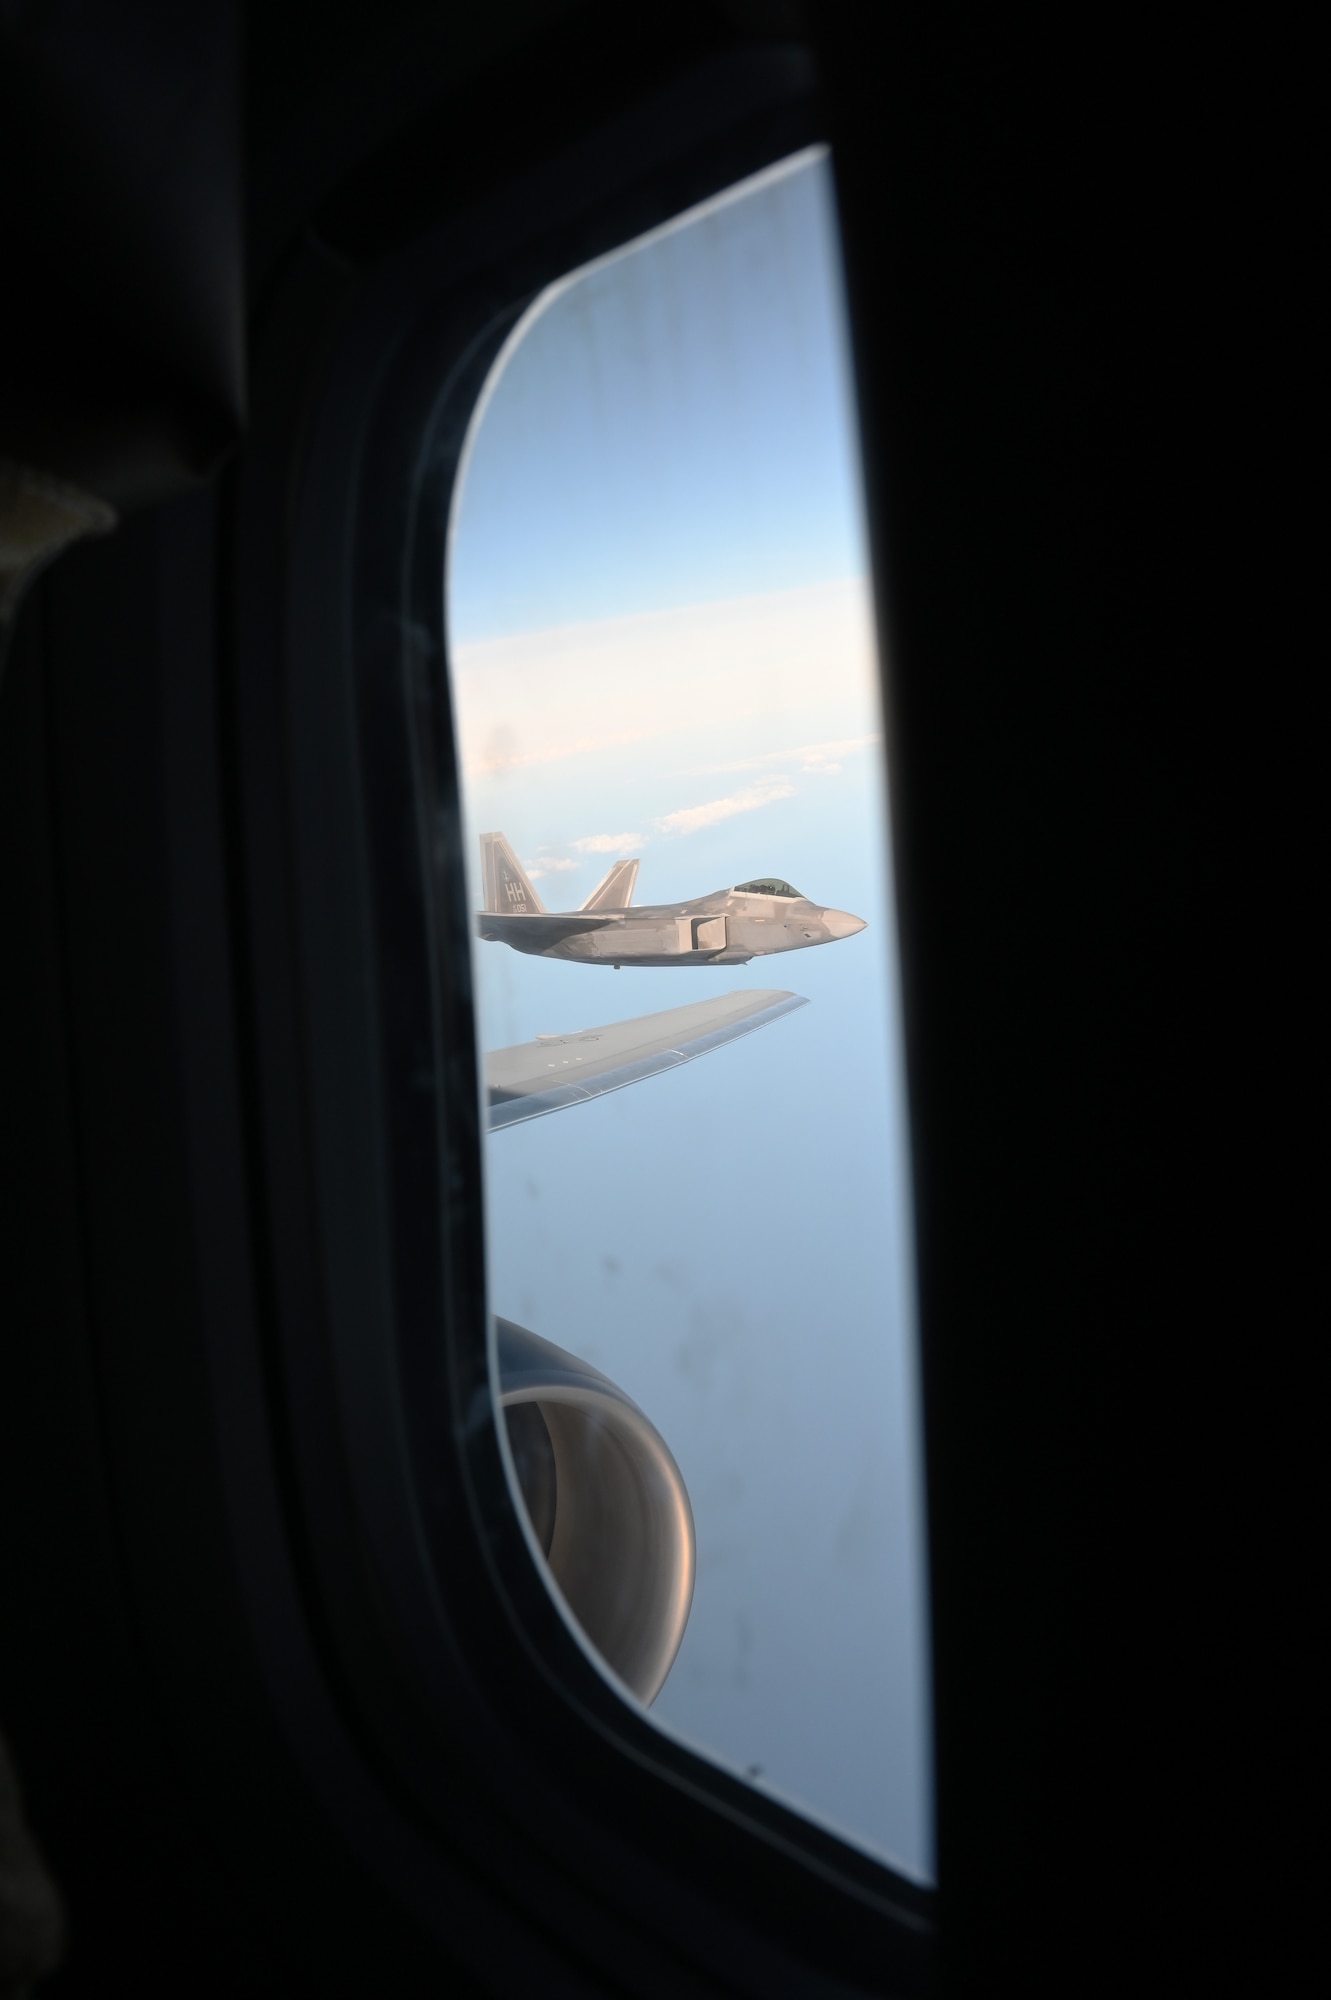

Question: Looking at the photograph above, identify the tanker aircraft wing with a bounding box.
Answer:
[485,988,808,1130]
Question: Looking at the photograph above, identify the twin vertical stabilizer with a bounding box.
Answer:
[580,858,639,912]
[480,832,545,915]
[480,834,640,916]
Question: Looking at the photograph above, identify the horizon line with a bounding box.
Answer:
[449,570,872,655]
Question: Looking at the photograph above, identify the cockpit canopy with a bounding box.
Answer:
[734,878,803,899]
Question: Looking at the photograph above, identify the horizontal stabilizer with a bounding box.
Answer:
[580,858,639,911]
[485,989,808,1130]
[475,911,621,947]
[480,831,545,915]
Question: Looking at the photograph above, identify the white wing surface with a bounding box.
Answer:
[485,988,808,1130]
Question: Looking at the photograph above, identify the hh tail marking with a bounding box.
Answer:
[480,832,545,915]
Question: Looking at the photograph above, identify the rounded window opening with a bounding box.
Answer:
[446,148,933,1883]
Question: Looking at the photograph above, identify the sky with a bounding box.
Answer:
[445,150,933,1882]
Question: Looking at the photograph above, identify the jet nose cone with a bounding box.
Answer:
[822,908,867,940]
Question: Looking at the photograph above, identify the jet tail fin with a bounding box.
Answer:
[480,832,546,915]
[580,858,639,911]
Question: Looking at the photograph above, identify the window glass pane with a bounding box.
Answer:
[446,148,932,1882]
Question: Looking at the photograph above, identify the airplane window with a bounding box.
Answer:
[445,148,932,1881]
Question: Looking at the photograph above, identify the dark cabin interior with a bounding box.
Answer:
[2,5,1203,1995]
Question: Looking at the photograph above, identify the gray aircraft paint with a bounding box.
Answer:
[477,831,865,967]
[486,988,808,1129]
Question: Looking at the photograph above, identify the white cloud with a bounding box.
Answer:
[526,855,578,878]
[679,734,881,779]
[450,578,878,780]
[572,832,644,853]
[654,777,795,837]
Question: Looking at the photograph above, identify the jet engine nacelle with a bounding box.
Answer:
[496,1318,695,1707]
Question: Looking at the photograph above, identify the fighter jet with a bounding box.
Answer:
[476,832,866,967]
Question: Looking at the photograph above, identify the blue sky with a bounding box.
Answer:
[449,149,865,639]
[445,151,933,1882]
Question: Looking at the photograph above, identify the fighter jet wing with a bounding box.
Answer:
[485,988,808,1129]
[475,911,623,946]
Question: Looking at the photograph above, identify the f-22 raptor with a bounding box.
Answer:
[476,832,866,968]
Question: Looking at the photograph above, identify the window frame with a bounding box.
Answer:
[226,46,934,1993]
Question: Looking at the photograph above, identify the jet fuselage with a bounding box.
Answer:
[477,884,866,967]
[475,835,865,966]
